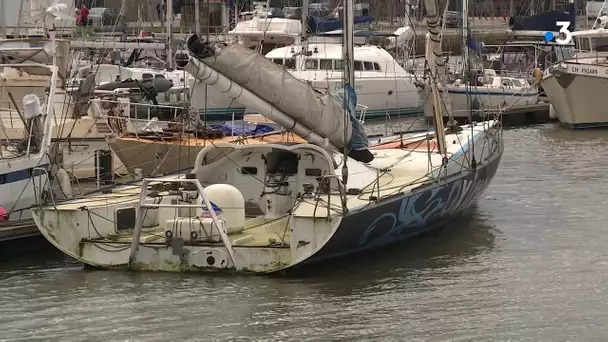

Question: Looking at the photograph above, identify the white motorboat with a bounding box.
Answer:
[541,28,608,128]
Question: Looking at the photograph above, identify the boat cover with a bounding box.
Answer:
[210,120,275,136]
[509,2,575,32]
[188,39,369,153]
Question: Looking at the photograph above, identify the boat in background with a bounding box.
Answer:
[190,6,420,121]
[0,6,68,251]
[541,28,608,128]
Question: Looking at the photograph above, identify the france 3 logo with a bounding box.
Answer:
[544,21,573,45]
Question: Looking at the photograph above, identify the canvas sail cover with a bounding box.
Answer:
[186,38,370,155]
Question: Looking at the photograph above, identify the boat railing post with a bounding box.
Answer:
[231,112,235,136]
[194,179,237,266]
[127,178,150,269]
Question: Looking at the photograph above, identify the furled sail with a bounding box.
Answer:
[184,35,372,162]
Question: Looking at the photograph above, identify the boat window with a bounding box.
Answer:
[501,79,514,87]
[154,74,165,79]
[266,150,299,175]
[32,168,46,176]
[142,73,153,79]
[354,61,364,71]
[116,207,136,231]
[334,59,344,70]
[319,59,333,70]
[284,58,296,69]
[272,58,283,65]
[373,63,381,71]
[305,59,318,70]
[240,167,258,175]
[511,79,522,87]
[363,61,374,70]
[305,168,322,177]
[591,36,608,52]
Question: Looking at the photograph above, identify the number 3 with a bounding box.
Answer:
[556,21,573,44]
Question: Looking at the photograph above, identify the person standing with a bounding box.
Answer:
[80,5,89,26]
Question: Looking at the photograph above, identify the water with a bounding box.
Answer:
[2,123,608,341]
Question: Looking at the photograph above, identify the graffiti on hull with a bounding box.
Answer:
[357,172,494,247]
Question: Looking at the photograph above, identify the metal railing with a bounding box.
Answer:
[128,178,237,269]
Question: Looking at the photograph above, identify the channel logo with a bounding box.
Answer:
[544,21,573,44]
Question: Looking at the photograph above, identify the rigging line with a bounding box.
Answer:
[427,65,472,168]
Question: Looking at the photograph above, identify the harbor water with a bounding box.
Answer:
[2,122,608,340]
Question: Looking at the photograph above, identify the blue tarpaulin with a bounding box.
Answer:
[210,121,275,137]
[334,85,369,152]
[467,28,482,52]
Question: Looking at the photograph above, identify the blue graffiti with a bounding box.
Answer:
[357,175,493,247]
[398,187,445,227]
[358,212,397,246]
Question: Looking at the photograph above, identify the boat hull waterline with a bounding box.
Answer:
[541,68,608,129]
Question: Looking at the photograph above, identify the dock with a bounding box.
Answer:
[500,102,552,126]
[426,101,553,127]
[0,219,39,242]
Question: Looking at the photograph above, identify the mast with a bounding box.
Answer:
[137,2,143,34]
[462,0,472,115]
[343,0,354,86]
[301,0,309,57]
[341,0,354,184]
[422,0,447,159]
[461,0,475,167]
[195,0,201,36]
[0,0,7,38]
[166,0,174,70]
[462,0,469,75]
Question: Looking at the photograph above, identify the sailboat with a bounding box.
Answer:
[0,3,63,247]
[421,6,538,122]
[31,0,503,274]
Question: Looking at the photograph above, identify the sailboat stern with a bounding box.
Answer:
[31,192,297,273]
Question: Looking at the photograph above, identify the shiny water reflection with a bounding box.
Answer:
[2,123,608,340]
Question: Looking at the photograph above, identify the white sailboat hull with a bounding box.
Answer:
[423,85,538,118]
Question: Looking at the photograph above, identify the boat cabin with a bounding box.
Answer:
[265,43,407,75]
[451,69,532,90]
[481,40,576,73]
[192,143,339,219]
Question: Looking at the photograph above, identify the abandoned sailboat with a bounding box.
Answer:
[31,0,503,274]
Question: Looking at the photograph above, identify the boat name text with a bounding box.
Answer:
[567,65,608,76]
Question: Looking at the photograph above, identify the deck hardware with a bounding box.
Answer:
[171,237,184,255]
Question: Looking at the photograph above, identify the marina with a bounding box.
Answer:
[0,0,608,339]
